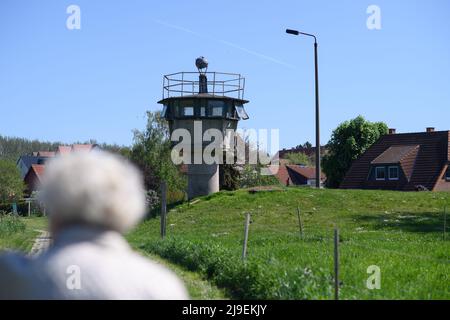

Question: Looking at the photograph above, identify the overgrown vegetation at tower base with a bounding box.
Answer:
[127,188,450,300]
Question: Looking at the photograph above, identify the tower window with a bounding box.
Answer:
[212,106,222,116]
[235,105,249,120]
[161,105,168,118]
[183,107,194,116]
[209,101,224,117]
[375,167,386,180]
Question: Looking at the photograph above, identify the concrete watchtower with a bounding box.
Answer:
[158,57,250,199]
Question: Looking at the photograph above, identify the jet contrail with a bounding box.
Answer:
[153,19,296,69]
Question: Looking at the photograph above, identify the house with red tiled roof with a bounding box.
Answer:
[270,161,326,187]
[56,145,72,155]
[20,144,99,194]
[56,144,98,155]
[340,128,450,191]
[24,164,45,194]
[72,144,97,152]
[36,151,55,157]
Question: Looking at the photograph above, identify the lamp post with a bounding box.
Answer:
[286,28,321,188]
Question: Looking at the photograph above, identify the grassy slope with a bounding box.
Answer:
[128,188,450,300]
[0,216,47,252]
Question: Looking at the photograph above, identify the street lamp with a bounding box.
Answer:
[286,28,321,188]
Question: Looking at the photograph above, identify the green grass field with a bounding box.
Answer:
[127,187,450,300]
[0,216,47,252]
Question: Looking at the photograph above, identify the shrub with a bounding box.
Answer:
[0,215,26,236]
[145,190,160,211]
[0,201,42,216]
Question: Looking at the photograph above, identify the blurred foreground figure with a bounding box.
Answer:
[0,151,188,300]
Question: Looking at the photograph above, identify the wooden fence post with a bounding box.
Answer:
[297,206,303,238]
[242,213,251,260]
[444,206,447,241]
[160,181,167,239]
[334,228,340,300]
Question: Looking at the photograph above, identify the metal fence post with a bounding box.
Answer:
[160,181,167,239]
[242,213,251,260]
[334,228,340,300]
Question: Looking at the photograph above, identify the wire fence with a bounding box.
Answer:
[0,198,45,216]
[159,191,450,299]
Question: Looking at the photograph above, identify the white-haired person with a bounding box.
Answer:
[0,151,188,300]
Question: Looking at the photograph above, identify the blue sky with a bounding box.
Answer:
[1,0,449,148]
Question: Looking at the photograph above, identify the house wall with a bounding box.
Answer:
[364,164,408,190]
[287,167,308,185]
[24,171,39,195]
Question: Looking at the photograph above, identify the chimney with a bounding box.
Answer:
[426,127,435,133]
[389,128,396,135]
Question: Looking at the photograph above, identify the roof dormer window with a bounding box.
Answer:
[375,167,386,181]
[389,166,399,180]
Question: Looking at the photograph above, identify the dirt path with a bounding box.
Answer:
[28,230,52,257]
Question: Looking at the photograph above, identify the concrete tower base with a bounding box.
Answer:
[187,164,219,199]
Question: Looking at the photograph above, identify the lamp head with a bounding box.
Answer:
[286,29,299,35]
[195,56,208,74]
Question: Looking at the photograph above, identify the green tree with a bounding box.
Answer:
[130,111,186,193]
[0,160,25,203]
[219,163,241,191]
[284,152,312,166]
[322,115,388,188]
[219,151,241,191]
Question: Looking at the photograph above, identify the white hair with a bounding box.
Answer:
[40,151,146,233]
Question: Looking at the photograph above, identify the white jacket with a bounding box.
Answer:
[0,226,189,300]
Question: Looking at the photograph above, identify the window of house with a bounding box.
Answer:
[388,166,399,180]
[375,167,386,180]
[446,166,450,181]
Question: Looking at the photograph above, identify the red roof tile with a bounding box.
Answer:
[287,165,326,180]
[72,144,94,152]
[57,146,72,155]
[37,151,55,157]
[269,164,325,186]
[371,145,419,164]
[30,164,45,181]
